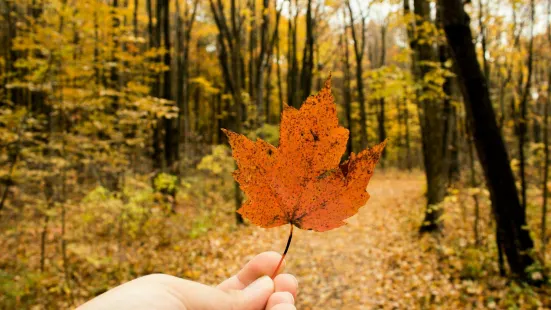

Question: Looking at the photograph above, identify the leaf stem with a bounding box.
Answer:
[271,223,294,279]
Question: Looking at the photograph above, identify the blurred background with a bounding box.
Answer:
[1,0,551,308]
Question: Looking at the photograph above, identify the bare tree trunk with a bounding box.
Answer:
[160,0,176,173]
[439,0,536,278]
[175,0,198,173]
[542,66,550,260]
[468,134,481,246]
[150,0,164,170]
[518,0,535,211]
[276,31,283,121]
[133,0,139,37]
[414,0,451,234]
[4,0,16,101]
[404,98,412,171]
[498,72,506,131]
[265,58,273,123]
[287,0,299,108]
[377,23,387,161]
[346,0,368,149]
[111,0,120,105]
[247,0,257,115]
[0,115,24,212]
[299,0,314,102]
[210,0,245,224]
[341,23,353,157]
[254,0,282,125]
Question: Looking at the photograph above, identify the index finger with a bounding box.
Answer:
[217,251,285,290]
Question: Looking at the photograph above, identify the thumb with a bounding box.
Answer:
[229,276,274,310]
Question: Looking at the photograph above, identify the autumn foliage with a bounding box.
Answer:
[224,77,386,232]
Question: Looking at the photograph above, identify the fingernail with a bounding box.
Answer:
[247,276,273,293]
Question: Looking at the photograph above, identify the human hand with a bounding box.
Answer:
[77,252,298,310]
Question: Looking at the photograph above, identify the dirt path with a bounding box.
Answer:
[187,171,549,309]
[283,172,427,309]
[200,172,453,309]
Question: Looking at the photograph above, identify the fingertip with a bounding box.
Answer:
[241,276,275,310]
[266,291,295,310]
[236,252,285,286]
[270,304,297,310]
[274,273,298,299]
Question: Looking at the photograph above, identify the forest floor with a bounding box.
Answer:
[2,171,551,309]
[183,171,551,309]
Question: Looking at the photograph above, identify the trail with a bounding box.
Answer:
[188,171,549,309]
[203,172,460,309]
[282,172,427,309]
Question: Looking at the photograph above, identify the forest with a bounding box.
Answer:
[1,0,551,308]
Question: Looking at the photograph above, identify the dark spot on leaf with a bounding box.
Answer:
[310,129,319,141]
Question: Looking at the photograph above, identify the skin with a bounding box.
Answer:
[77,252,298,310]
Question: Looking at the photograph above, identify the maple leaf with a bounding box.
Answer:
[223,76,386,276]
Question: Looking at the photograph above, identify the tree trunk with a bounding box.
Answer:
[276,31,283,121]
[265,58,273,123]
[439,0,536,278]
[287,1,299,108]
[404,98,412,171]
[468,136,481,246]
[175,0,198,173]
[161,0,176,173]
[298,0,314,102]
[4,0,16,101]
[133,0,139,38]
[377,24,387,160]
[542,66,550,260]
[248,0,257,115]
[209,0,245,224]
[150,0,163,170]
[440,43,459,185]
[341,26,353,157]
[518,0,535,210]
[414,0,451,234]
[111,0,120,104]
[346,1,368,149]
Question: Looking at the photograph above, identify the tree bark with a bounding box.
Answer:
[413,0,451,234]
[439,0,536,278]
[377,23,387,161]
[341,23,353,157]
[542,66,550,260]
[518,0,535,210]
[404,98,412,171]
[160,0,176,173]
[346,0,368,149]
[287,0,299,108]
[175,0,198,173]
[150,0,163,170]
[209,0,245,224]
[276,30,283,121]
[298,0,314,103]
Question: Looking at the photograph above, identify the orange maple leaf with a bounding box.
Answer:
[223,76,386,276]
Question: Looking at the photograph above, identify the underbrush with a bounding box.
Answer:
[0,169,237,309]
